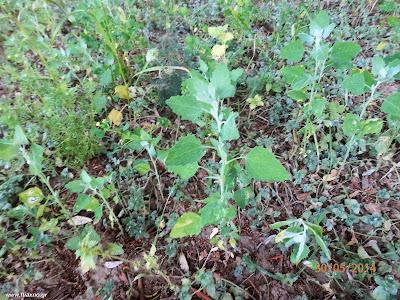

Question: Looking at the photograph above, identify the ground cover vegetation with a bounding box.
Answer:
[1,0,400,299]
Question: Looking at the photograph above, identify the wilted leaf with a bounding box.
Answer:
[108,109,123,126]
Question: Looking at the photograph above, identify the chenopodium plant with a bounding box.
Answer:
[163,62,291,241]
[279,11,362,166]
[342,54,400,160]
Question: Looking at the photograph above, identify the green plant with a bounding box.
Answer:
[162,62,290,241]
[270,218,331,264]
[372,275,400,300]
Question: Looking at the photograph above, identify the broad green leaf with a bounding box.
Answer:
[107,243,124,255]
[100,69,112,86]
[39,218,58,232]
[310,98,326,117]
[188,77,216,106]
[372,56,386,77]
[233,187,253,209]
[81,170,92,184]
[381,93,400,118]
[312,43,330,61]
[288,90,307,101]
[65,180,86,193]
[199,201,233,227]
[166,95,203,122]
[74,194,91,213]
[13,125,28,145]
[166,135,204,167]
[121,130,143,151]
[342,73,365,95]
[133,159,150,175]
[225,160,241,191]
[379,1,395,12]
[245,147,290,182]
[361,119,383,134]
[280,39,304,62]
[170,212,202,238]
[93,94,107,112]
[279,66,306,84]
[331,42,361,63]
[0,140,19,160]
[310,11,330,37]
[28,144,44,176]
[211,63,235,98]
[388,16,399,27]
[221,112,239,141]
[230,68,243,82]
[65,236,81,250]
[310,11,329,34]
[350,69,376,91]
[167,162,199,179]
[343,114,361,136]
[291,243,310,264]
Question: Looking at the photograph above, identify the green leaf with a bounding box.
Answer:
[331,42,361,63]
[170,212,202,238]
[310,11,330,37]
[230,68,243,82]
[372,56,386,77]
[307,223,331,259]
[288,90,307,101]
[74,194,91,213]
[166,135,204,167]
[280,39,304,62]
[245,147,290,182]
[66,236,81,251]
[81,170,92,184]
[312,43,330,61]
[211,63,235,98]
[233,187,252,209]
[133,159,151,175]
[310,98,326,117]
[100,69,112,86]
[199,201,233,227]
[220,112,239,141]
[381,93,400,118]
[39,218,58,232]
[343,114,361,136]
[279,66,306,84]
[28,144,44,176]
[342,73,365,95]
[166,95,203,122]
[13,125,28,145]
[167,162,199,179]
[361,119,383,134]
[107,243,124,255]
[225,160,241,191]
[0,140,20,160]
[93,94,107,112]
[291,243,310,264]
[65,180,86,193]
[270,220,297,229]
[379,1,395,12]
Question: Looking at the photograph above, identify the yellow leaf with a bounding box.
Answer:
[211,44,228,58]
[108,109,123,126]
[376,42,387,51]
[220,32,234,44]
[114,85,129,99]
